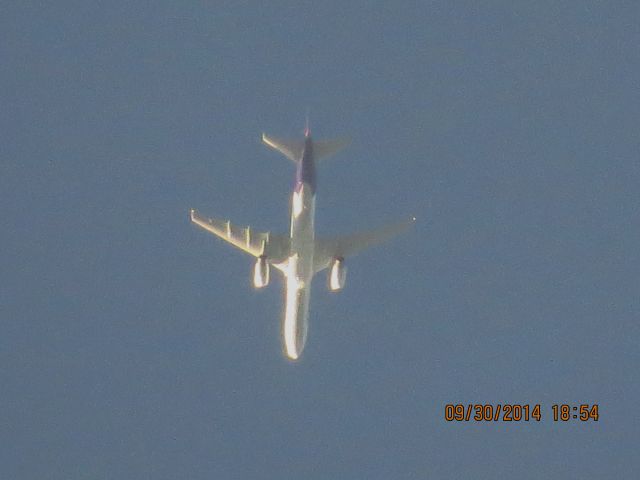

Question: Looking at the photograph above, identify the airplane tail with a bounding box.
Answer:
[262,133,350,163]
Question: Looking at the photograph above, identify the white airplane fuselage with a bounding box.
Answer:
[282,136,316,359]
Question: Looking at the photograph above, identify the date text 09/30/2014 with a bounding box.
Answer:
[444,404,599,422]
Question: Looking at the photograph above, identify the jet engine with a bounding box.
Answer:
[328,257,347,291]
[253,255,270,288]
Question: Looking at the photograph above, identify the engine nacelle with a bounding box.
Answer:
[253,255,270,288]
[328,257,347,291]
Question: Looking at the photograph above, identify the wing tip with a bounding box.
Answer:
[261,132,273,147]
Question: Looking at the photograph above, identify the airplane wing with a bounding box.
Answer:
[190,209,290,267]
[312,217,416,273]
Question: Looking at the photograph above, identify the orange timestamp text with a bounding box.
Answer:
[444,404,600,422]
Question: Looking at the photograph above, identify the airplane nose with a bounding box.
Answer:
[284,335,306,361]
[285,342,301,361]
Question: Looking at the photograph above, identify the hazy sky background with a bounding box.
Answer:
[2,1,639,478]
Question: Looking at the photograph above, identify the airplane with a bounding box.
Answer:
[190,124,415,360]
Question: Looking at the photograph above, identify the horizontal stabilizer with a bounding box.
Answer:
[262,133,350,162]
[262,134,304,162]
[314,137,351,160]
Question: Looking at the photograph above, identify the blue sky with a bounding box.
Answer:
[2,1,639,478]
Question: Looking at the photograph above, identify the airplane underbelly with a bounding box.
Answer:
[290,186,315,243]
[282,182,315,360]
[283,277,310,360]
